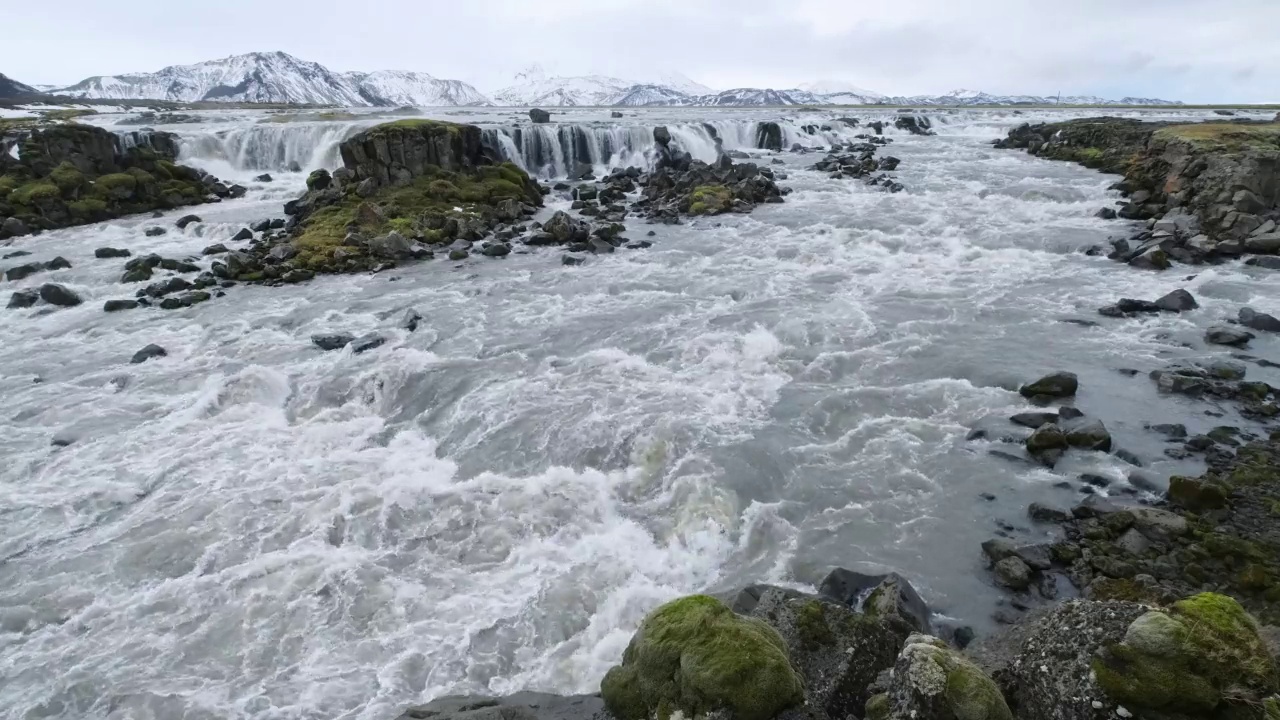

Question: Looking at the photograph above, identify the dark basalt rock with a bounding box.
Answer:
[311,333,354,351]
[130,344,167,364]
[1019,371,1078,399]
[7,289,38,309]
[38,283,81,307]
[1239,306,1280,332]
[528,108,551,124]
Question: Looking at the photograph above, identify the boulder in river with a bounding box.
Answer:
[1205,326,1253,347]
[103,299,139,312]
[130,344,167,364]
[38,283,81,307]
[1019,371,1078,399]
[312,333,354,351]
[7,289,38,309]
[1153,288,1198,312]
[529,108,551,124]
[1239,306,1280,333]
[176,215,201,229]
[95,247,132,259]
[754,122,783,152]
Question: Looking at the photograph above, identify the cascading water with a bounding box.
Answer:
[156,114,894,181]
[174,121,372,174]
[479,117,873,178]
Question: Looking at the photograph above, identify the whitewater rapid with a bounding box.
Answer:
[2,107,1279,720]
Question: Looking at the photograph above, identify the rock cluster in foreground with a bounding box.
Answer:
[0,123,224,239]
[395,576,1278,720]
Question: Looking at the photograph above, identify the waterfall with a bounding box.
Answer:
[158,114,897,180]
[173,121,372,173]
[479,117,882,178]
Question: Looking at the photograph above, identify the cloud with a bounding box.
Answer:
[0,0,1274,102]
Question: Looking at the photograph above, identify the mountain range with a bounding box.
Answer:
[0,73,38,99]
[17,51,1181,107]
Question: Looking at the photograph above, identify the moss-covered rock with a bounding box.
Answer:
[1093,593,1278,714]
[0,123,213,239]
[889,634,1012,720]
[600,595,803,720]
[688,184,733,216]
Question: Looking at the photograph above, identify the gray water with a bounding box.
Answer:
[1,107,1278,720]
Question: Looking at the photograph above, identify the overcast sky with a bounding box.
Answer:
[4,0,1277,102]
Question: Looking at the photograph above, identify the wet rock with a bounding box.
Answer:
[1096,207,1118,220]
[312,333,354,351]
[1129,246,1170,271]
[1019,371,1078,399]
[1205,326,1253,347]
[251,219,271,233]
[130,344,167,364]
[1028,502,1071,523]
[231,228,253,242]
[391,694,605,720]
[819,568,932,635]
[528,108,551,124]
[38,283,81,307]
[175,214,201,229]
[368,231,415,258]
[7,290,38,309]
[1166,474,1229,511]
[1010,412,1058,428]
[281,269,313,283]
[351,334,386,354]
[4,263,45,282]
[1,216,29,237]
[95,247,132,259]
[1026,423,1068,465]
[401,309,423,332]
[993,557,1032,590]
[144,226,166,237]
[561,254,585,266]
[103,299,140,312]
[1153,288,1198,312]
[1062,417,1112,452]
[1239,306,1280,333]
[1147,423,1187,439]
[481,243,512,257]
[255,173,273,182]
[201,244,229,255]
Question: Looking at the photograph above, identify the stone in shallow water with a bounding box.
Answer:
[130,344,167,364]
[311,333,354,351]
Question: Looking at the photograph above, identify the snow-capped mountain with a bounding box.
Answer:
[0,73,38,99]
[490,65,637,106]
[798,80,885,100]
[44,53,1181,108]
[342,70,489,107]
[54,52,368,105]
[51,51,490,107]
[876,89,1181,106]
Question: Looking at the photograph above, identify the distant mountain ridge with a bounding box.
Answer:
[42,52,1182,107]
[0,73,38,99]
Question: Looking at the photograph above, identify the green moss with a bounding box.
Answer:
[292,166,535,259]
[67,198,109,220]
[599,595,802,720]
[9,182,61,206]
[796,600,836,649]
[1156,122,1280,154]
[40,108,97,122]
[48,162,86,194]
[0,174,20,197]
[1090,578,1163,604]
[945,657,1013,720]
[1093,594,1278,713]
[688,184,733,216]
[367,118,464,136]
[864,693,890,720]
[1265,696,1280,720]
[94,173,138,199]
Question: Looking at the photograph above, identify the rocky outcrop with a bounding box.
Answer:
[254,120,545,278]
[635,155,784,222]
[894,115,935,136]
[0,123,219,239]
[755,122,783,152]
[811,137,904,193]
[996,118,1280,267]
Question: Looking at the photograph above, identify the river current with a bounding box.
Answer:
[1,105,1277,720]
